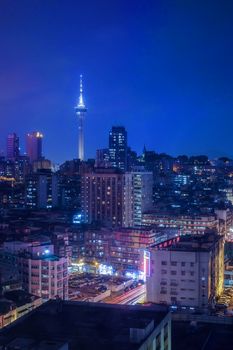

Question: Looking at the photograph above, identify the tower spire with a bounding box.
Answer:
[78,74,85,108]
[75,74,87,161]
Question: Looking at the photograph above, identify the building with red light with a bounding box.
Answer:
[146,232,224,308]
[109,227,160,272]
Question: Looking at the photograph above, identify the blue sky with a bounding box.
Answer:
[1,0,233,163]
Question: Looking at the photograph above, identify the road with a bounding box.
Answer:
[105,285,146,305]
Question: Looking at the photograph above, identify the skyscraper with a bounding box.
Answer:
[25,170,58,209]
[26,131,43,163]
[81,168,124,227]
[6,133,19,160]
[95,148,110,168]
[123,170,153,227]
[75,75,87,161]
[109,126,127,171]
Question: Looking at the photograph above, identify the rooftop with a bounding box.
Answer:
[4,290,40,307]
[173,321,233,350]
[0,290,40,315]
[0,300,169,350]
[150,232,223,253]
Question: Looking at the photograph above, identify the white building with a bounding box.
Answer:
[3,239,68,301]
[18,254,68,300]
[146,232,224,308]
[123,171,153,227]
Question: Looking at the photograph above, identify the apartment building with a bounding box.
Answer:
[146,232,224,308]
[142,212,219,235]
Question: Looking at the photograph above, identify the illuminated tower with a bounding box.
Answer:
[75,75,87,161]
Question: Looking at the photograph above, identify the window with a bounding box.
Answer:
[171,291,177,296]
[161,261,167,266]
[160,289,167,294]
[171,261,177,266]
[181,262,186,267]
[181,271,186,276]
[171,271,177,275]
[160,280,167,285]
[162,270,167,275]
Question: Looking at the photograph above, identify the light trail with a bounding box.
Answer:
[105,285,146,305]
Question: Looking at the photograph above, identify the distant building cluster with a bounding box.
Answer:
[0,79,233,346]
[1,123,233,309]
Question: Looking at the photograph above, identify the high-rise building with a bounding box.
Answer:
[14,155,31,183]
[75,75,87,161]
[6,133,19,161]
[95,148,110,168]
[146,232,224,308]
[26,131,43,163]
[109,126,128,171]
[81,168,153,228]
[81,168,124,227]
[123,171,153,227]
[25,170,58,209]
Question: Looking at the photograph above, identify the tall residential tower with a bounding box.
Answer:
[26,131,43,163]
[6,133,20,160]
[109,126,128,171]
[75,75,87,161]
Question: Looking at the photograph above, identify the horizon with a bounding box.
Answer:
[1,126,233,165]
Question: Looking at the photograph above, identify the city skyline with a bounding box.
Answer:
[1,1,233,163]
[1,123,233,165]
[1,2,233,346]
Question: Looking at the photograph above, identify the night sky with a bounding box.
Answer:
[1,0,233,163]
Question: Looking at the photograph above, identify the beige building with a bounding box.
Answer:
[146,232,224,308]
